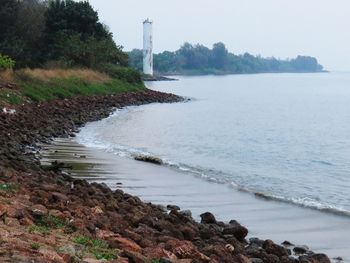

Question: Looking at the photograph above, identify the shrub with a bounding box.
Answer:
[97,64,142,84]
[0,54,15,70]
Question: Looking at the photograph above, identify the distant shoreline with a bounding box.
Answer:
[156,70,328,77]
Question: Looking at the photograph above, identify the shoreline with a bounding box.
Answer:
[42,118,350,261]
[0,90,333,262]
[154,70,328,77]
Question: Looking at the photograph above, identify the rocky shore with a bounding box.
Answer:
[0,89,331,263]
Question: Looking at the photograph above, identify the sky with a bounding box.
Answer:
[89,0,350,71]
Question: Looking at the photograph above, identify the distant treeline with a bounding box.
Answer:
[0,0,128,69]
[128,42,324,75]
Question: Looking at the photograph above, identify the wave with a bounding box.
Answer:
[76,127,350,218]
[253,192,350,217]
[311,160,334,166]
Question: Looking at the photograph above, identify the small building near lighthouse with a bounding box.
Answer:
[143,19,153,76]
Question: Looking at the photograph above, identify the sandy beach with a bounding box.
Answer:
[40,138,350,261]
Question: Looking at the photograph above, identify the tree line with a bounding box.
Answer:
[128,42,324,75]
[0,0,128,69]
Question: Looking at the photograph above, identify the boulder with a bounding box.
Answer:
[30,204,48,216]
[263,240,289,258]
[223,221,248,240]
[167,205,180,211]
[0,204,7,217]
[122,250,148,263]
[109,237,142,253]
[293,245,309,254]
[200,212,217,224]
[134,155,163,165]
[300,254,331,263]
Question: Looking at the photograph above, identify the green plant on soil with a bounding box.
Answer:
[30,243,40,250]
[36,215,67,229]
[0,183,19,193]
[29,215,67,234]
[28,225,51,234]
[73,235,118,260]
[0,90,23,105]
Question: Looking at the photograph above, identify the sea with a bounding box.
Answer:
[77,72,350,217]
[48,72,350,260]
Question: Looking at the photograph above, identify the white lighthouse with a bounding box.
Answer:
[143,19,153,76]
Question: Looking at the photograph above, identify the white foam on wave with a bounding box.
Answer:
[252,191,350,217]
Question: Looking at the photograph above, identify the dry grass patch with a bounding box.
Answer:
[19,68,110,83]
[0,70,15,83]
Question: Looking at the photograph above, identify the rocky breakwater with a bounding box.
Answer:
[0,90,331,262]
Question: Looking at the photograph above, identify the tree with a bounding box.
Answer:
[177,43,196,69]
[124,42,324,75]
[211,42,228,69]
[128,49,143,71]
[43,0,127,67]
[291,56,323,72]
[0,0,19,40]
[0,0,46,67]
[44,0,108,41]
[51,33,128,68]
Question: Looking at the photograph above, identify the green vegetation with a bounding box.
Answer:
[0,183,19,193]
[30,243,40,250]
[96,64,142,85]
[0,79,144,106]
[28,213,77,235]
[73,235,118,260]
[129,42,324,75]
[0,90,23,105]
[18,72,144,103]
[28,214,67,234]
[0,54,15,69]
[0,0,127,69]
[0,0,145,107]
[28,225,51,234]
[0,67,145,106]
[35,214,66,229]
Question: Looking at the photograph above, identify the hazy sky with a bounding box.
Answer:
[89,0,350,71]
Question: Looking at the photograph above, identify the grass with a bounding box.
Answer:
[0,68,146,105]
[28,215,68,234]
[0,69,14,83]
[0,90,24,105]
[20,68,110,83]
[19,77,144,103]
[73,235,118,260]
[35,214,67,229]
[30,243,40,250]
[0,183,19,193]
[28,225,51,234]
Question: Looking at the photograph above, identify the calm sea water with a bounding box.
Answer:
[77,73,350,216]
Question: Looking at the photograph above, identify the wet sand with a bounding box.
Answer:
[40,138,350,262]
